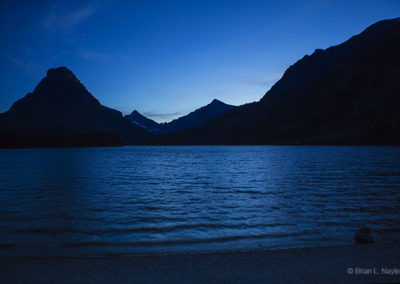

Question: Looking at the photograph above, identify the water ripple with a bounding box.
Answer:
[0,146,400,255]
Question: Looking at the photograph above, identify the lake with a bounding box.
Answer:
[0,146,399,256]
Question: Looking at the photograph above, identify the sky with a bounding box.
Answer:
[0,0,399,122]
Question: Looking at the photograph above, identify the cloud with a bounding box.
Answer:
[143,112,182,121]
[8,55,24,67]
[78,49,133,61]
[78,50,110,60]
[7,55,41,77]
[41,2,101,32]
[242,72,283,87]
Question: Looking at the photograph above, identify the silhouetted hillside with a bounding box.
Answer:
[0,67,152,148]
[153,18,400,145]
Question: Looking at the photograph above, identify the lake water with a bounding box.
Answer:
[0,146,399,256]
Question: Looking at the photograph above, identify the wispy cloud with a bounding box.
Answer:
[7,55,42,78]
[41,2,104,32]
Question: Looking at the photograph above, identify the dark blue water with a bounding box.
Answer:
[0,146,399,256]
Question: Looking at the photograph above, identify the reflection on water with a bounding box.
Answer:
[0,146,399,256]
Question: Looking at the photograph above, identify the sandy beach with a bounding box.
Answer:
[1,244,400,283]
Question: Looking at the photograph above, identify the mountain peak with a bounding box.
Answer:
[152,99,236,135]
[25,66,96,104]
[0,67,152,147]
[124,110,159,132]
[46,66,77,82]
[156,18,400,145]
[262,17,400,102]
[210,99,223,105]
[4,66,101,117]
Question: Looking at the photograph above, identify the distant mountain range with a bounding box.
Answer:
[0,67,151,148]
[1,18,399,148]
[124,99,236,135]
[154,17,400,145]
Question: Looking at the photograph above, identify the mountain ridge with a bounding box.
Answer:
[152,17,400,145]
[155,99,236,135]
[262,17,400,102]
[124,110,160,132]
[124,99,236,135]
[0,67,152,148]
[2,17,399,147]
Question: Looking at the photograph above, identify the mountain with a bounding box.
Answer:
[153,17,400,145]
[124,110,160,132]
[124,99,236,135]
[155,99,235,135]
[0,67,152,148]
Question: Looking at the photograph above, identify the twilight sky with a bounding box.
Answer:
[0,0,399,122]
